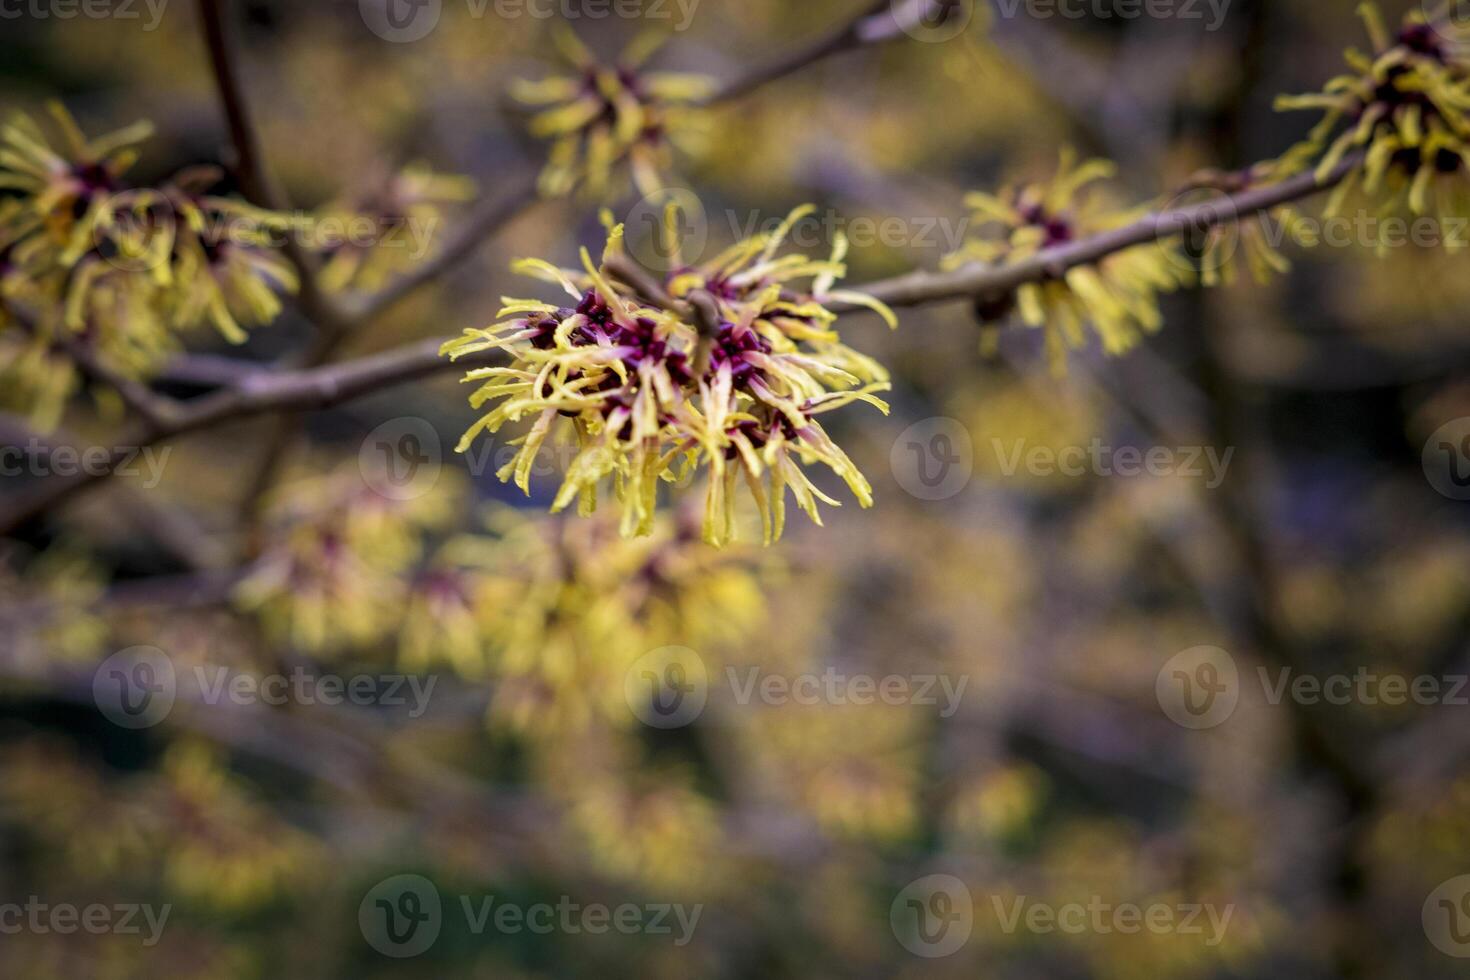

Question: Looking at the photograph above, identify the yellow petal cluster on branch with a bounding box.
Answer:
[0,104,299,430]
[1276,3,1470,235]
[442,205,896,546]
[945,150,1191,372]
[515,29,715,199]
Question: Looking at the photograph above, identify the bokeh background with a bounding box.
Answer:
[4,0,1470,977]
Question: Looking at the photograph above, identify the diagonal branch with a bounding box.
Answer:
[0,154,1363,535]
[700,0,969,105]
[836,156,1361,311]
[0,339,502,534]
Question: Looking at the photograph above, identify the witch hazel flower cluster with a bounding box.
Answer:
[441,205,897,547]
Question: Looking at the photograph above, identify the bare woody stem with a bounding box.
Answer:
[701,0,969,105]
[0,339,503,535]
[0,154,1362,534]
[197,0,345,335]
[836,155,1362,311]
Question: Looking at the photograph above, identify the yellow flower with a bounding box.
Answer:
[0,105,300,428]
[514,29,714,199]
[1276,3,1470,233]
[0,543,107,669]
[442,204,895,546]
[235,466,455,656]
[946,150,1191,372]
[403,506,768,734]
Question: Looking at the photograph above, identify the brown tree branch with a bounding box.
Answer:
[837,156,1361,311]
[700,0,969,105]
[0,154,1362,535]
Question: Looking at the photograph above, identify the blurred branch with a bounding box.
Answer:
[196,0,347,337]
[344,171,542,323]
[3,153,1366,535]
[840,155,1362,310]
[0,338,502,534]
[0,415,227,571]
[700,0,967,105]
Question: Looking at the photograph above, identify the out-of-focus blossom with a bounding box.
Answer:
[314,163,476,293]
[514,29,714,199]
[235,467,457,656]
[153,742,320,911]
[1276,4,1470,234]
[0,105,299,429]
[404,506,767,734]
[443,206,894,545]
[0,544,107,669]
[945,150,1190,371]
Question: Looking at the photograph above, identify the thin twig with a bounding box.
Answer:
[700,0,968,105]
[0,155,1365,534]
[0,338,502,534]
[197,0,345,335]
[837,156,1362,311]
